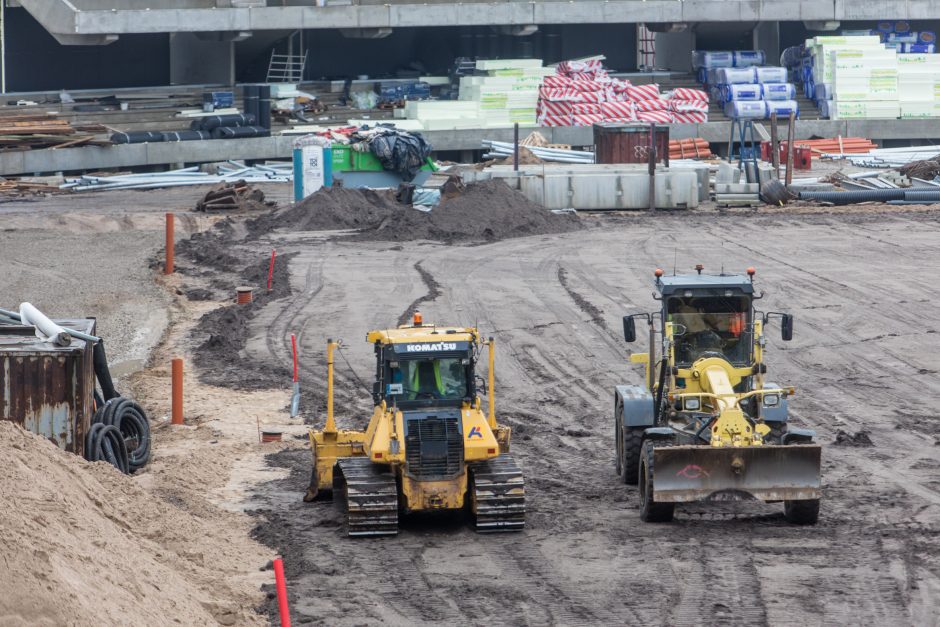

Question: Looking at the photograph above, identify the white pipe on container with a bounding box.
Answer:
[19,303,71,347]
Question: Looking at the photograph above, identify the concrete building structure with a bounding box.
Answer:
[4,1,940,90]
[2,1,940,175]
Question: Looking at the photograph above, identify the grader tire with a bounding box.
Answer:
[784,498,820,525]
[638,440,675,523]
[620,427,644,485]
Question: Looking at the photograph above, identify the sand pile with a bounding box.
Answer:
[247,179,581,243]
[0,421,268,626]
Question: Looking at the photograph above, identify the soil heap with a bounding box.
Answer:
[0,422,267,626]
[246,178,581,243]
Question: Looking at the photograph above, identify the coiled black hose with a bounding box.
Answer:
[92,397,151,473]
[85,423,129,474]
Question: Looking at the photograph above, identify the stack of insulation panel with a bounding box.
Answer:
[806,35,899,120]
[396,59,552,130]
[897,53,940,118]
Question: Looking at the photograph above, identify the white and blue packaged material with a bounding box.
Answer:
[692,50,766,83]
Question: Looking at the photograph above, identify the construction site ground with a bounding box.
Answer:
[1,183,939,626]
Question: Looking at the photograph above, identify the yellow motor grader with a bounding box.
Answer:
[615,266,822,524]
[304,313,524,536]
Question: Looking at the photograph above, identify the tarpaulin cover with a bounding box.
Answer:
[362,129,433,182]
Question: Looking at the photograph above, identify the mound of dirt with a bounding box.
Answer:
[191,254,295,389]
[0,421,267,626]
[246,179,581,243]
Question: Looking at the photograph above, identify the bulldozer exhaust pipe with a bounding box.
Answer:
[652,444,821,503]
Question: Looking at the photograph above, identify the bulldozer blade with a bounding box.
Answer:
[652,444,821,503]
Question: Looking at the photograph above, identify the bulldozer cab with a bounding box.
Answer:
[385,353,472,405]
[372,333,477,409]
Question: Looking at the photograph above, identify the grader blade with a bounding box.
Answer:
[652,444,821,503]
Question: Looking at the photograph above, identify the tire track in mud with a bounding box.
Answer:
[397,261,442,326]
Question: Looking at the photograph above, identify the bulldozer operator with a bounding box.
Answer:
[391,357,468,401]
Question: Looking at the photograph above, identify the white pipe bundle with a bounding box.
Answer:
[825,145,940,166]
[483,140,594,163]
[60,162,293,192]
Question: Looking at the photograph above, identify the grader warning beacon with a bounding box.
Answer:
[305,313,524,536]
[614,266,822,524]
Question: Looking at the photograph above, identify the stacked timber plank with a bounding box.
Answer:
[0,113,110,151]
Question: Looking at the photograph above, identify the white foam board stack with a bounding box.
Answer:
[396,59,547,131]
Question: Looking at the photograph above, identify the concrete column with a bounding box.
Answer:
[169,32,235,86]
[753,22,780,65]
[654,30,694,72]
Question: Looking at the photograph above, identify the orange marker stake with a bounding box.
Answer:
[171,358,183,425]
[165,213,175,275]
[273,556,291,627]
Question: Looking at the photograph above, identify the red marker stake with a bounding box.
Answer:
[273,556,291,627]
[267,249,277,291]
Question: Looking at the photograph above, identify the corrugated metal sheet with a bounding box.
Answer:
[0,318,95,455]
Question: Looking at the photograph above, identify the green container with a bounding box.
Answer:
[331,144,384,172]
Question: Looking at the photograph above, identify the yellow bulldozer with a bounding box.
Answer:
[304,313,525,536]
[615,266,822,524]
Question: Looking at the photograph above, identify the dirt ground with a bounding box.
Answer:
[213,204,940,626]
[2,183,939,626]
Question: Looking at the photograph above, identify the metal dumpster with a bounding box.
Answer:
[0,318,96,455]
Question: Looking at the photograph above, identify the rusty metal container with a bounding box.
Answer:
[593,122,670,165]
[0,318,96,455]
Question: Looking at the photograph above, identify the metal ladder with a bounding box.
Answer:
[265,30,307,83]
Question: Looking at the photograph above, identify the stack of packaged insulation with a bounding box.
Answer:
[396,59,552,130]
[897,53,940,118]
[536,58,709,126]
[805,35,899,120]
[693,50,798,120]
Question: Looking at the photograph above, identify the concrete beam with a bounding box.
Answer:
[4,120,940,176]
[22,0,940,36]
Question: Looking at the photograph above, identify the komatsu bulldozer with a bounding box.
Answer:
[304,313,525,536]
[614,266,822,524]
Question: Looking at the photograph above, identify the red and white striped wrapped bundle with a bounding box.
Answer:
[542,75,574,89]
[574,90,606,103]
[599,101,636,120]
[634,98,670,112]
[570,103,602,115]
[539,87,581,102]
[670,99,710,113]
[670,87,709,102]
[636,110,674,123]
[537,100,573,118]
[557,59,604,75]
[625,83,661,101]
[569,79,604,92]
[671,111,708,124]
[609,79,632,94]
[537,114,570,127]
[570,113,605,126]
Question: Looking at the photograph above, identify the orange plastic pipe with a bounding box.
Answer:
[171,358,183,425]
[165,212,174,275]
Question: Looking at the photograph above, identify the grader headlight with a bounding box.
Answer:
[683,397,701,411]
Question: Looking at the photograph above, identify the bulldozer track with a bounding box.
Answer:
[333,457,399,537]
[469,455,525,533]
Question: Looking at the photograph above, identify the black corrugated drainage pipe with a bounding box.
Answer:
[798,189,906,203]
